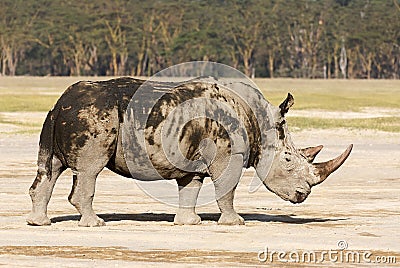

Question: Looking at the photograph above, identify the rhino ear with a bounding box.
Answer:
[279,93,294,116]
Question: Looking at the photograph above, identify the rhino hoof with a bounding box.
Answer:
[174,212,201,225]
[78,215,106,227]
[26,213,51,226]
[218,213,245,225]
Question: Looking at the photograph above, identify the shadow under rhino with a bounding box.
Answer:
[51,213,347,225]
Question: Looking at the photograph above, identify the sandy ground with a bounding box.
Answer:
[0,126,399,267]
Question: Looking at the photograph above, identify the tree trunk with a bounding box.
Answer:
[5,46,19,76]
[111,51,118,76]
[327,52,331,79]
[312,53,317,79]
[347,49,354,79]
[367,53,372,79]
[1,50,6,76]
[268,51,274,78]
[74,53,81,76]
[333,43,340,79]
[242,49,253,77]
[228,45,239,69]
[135,37,146,76]
[118,50,128,75]
[86,45,98,75]
[393,56,399,79]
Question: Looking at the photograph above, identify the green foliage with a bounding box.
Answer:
[0,0,399,77]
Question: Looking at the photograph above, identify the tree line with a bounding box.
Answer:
[1,0,399,78]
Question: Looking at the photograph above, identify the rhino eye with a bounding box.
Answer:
[280,151,297,170]
[283,152,291,162]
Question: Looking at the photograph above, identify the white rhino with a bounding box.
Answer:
[27,77,352,227]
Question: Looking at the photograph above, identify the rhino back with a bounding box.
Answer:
[50,77,262,179]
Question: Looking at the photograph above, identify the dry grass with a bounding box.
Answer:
[255,78,400,111]
[287,116,400,133]
[0,77,399,132]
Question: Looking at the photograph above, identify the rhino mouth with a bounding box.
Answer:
[272,189,309,204]
[279,194,290,202]
[264,185,309,203]
[290,189,310,204]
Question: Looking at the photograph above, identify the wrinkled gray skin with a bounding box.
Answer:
[27,77,352,227]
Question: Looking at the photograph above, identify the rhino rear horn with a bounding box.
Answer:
[299,145,323,163]
[311,144,353,186]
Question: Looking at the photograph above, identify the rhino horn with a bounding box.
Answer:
[299,145,323,163]
[311,144,353,186]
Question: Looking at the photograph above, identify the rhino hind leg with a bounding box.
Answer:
[63,107,119,227]
[67,137,117,227]
[27,156,65,226]
[210,154,244,225]
[174,176,203,225]
[68,168,106,227]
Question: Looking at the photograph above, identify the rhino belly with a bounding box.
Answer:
[104,125,152,181]
[107,124,185,181]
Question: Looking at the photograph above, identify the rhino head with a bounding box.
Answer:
[257,93,352,204]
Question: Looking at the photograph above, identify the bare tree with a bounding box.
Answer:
[105,17,128,76]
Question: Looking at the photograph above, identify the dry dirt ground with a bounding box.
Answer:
[0,122,399,266]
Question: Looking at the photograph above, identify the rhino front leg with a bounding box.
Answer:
[210,154,244,225]
[27,156,65,226]
[174,176,203,225]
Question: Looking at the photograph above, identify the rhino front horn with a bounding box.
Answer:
[311,144,353,186]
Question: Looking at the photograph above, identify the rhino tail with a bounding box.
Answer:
[37,108,58,180]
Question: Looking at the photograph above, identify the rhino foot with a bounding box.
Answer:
[26,213,51,226]
[218,212,244,225]
[78,215,105,227]
[174,209,201,225]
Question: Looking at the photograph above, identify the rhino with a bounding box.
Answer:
[27,77,352,227]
